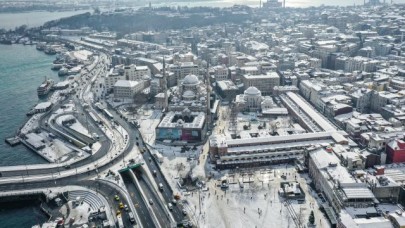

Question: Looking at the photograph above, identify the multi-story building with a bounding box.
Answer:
[169,62,199,84]
[390,76,405,91]
[212,65,229,81]
[371,91,402,113]
[113,80,144,99]
[350,88,372,113]
[215,80,239,101]
[242,72,280,95]
[105,64,151,89]
[308,148,377,212]
[386,137,405,164]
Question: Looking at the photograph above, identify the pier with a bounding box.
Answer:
[5,137,21,146]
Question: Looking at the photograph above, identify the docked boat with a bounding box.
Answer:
[58,67,69,76]
[44,47,57,55]
[37,78,54,97]
[0,38,12,45]
[52,63,63,71]
[36,42,46,51]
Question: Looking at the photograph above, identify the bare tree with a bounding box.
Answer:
[176,162,185,176]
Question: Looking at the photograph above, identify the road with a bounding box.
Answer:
[104,107,185,223]
[133,168,171,228]
[135,130,186,223]
[121,171,156,228]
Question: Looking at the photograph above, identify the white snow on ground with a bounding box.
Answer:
[136,107,162,144]
[20,113,43,134]
[179,165,330,228]
[21,90,66,135]
[68,121,92,138]
[66,201,91,226]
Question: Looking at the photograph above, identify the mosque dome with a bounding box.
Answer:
[244,86,261,96]
[182,74,199,86]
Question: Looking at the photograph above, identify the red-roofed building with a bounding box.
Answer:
[386,139,405,163]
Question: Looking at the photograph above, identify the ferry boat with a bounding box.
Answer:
[37,78,54,97]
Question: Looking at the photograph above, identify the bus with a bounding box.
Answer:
[103,109,114,120]
[88,112,102,124]
[117,214,124,228]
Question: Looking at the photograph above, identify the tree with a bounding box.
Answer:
[309,210,315,225]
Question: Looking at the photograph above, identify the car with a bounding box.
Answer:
[128,212,135,223]
[149,198,153,205]
[168,203,173,210]
[116,210,121,216]
[124,204,129,211]
[119,202,124,209]
[114,195,120,201]
[182,208,187,215]
[153,170,157,176]
[172,199,177,205]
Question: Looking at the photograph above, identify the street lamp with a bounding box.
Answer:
[24,162,29,176]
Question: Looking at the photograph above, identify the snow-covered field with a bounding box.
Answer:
[180,165,330,228]
[136,105,331,228]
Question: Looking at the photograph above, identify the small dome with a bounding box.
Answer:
[244,86,261,96]
[183,74,199,85]
[183,90,196,99]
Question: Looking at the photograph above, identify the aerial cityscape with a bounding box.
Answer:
[1,0,405,228]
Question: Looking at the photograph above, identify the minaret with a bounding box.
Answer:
[206,63,211,125]
[163,57,168,110]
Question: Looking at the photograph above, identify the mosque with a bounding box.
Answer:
[155,74,215,143]
[235,86,288,116]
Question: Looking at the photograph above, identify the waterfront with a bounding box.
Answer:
[0,45,60,166]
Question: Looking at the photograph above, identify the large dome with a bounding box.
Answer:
[244,86,261,96]
[183,74,199,86]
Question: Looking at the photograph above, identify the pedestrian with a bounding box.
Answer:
[251,196,253,200]
[244,207,246,213]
